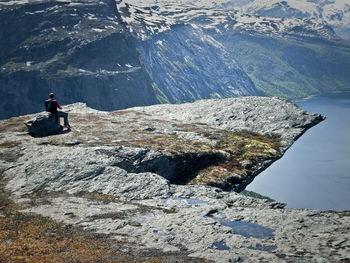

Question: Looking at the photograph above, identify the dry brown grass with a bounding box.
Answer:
[109,110,133,116]
[183,129,281,188]
[0,190,208,263]
[125,126,281,189]
[131,135,213,155]
[0,193,120,263]
[0,117,30,133]
[0,141,22,149]
[0,141,23,163]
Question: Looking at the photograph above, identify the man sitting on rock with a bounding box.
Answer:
[46,93,71,130]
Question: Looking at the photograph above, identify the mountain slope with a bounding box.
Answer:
[1,0,350,119]
[0,0,258,119]
[119,1,350,99]
[240,0,350,40]
[137,25,258,103]
[220,27,350,98]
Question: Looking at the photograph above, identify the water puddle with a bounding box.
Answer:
[209,212,275,239]
[211,241,230,250]
[220,220,275,239]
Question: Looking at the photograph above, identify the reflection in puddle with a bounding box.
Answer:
[211,241,230,250]
[214,211,226,218]
[220,220,275,239]
[209,213,275,239]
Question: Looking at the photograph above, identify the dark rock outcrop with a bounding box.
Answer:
[25,112,62,137]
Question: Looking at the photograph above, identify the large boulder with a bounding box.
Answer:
[25,112,62,137]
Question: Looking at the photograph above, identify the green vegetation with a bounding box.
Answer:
[240,190,275,202]
[188,129,281,187]
[162,208,178,214]
[184,57,200,71]
[225,35,350,99]
[152,82,170,104]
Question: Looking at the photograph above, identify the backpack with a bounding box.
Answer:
[45,99,56,113]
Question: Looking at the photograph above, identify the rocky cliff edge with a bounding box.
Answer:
[1,97,349,262]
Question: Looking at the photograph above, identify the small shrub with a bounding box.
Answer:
[0,141,22,149]
[240,190,275,202]
[163,208,177,214]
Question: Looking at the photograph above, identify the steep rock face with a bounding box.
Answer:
[1,99,349,263]
[0,0,261,120]
[136,25,258,103]
[0,0,158,119]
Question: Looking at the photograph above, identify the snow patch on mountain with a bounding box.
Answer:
[233,0,350,39]
[118,1,338,41]
[117,0,350,39]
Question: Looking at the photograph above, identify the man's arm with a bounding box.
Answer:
[53,100,62,110]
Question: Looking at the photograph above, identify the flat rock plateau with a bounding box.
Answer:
[1,97,349,262]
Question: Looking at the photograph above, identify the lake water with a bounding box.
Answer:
[246,92,350,211]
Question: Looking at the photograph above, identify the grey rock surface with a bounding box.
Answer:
[1,99,348,263]
[24,112,62,137]
[133,96,325,150]
[22,186,350,263]
[6,97,324,197]
[5,145,171,200]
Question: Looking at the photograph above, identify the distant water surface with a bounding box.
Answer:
[246,92,350,211]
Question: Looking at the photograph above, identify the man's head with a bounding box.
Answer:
[49,93,55,99]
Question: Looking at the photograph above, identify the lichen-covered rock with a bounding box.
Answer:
[22,185,350,263]
[7,98,325,196]
[2,99,348,263]
[132,96,325,150]
[24,112,62,137]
